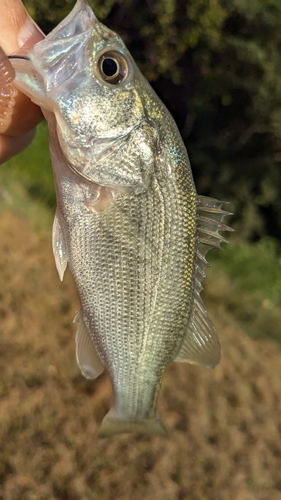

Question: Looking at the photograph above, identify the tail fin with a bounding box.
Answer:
[98,408,167,437]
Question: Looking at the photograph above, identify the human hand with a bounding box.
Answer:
[0,0,44,164]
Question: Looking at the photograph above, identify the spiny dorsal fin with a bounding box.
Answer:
[196,195,233,255]
[174,196,233,368]
[52,210,68,281]
[74,310,104,379]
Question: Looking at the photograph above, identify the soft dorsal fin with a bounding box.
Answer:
[52,210,68,281]
[174,196,233,368]
[174,292,221,367]
[74,310,104,379]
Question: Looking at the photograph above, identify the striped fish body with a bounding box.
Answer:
[12,0,232,436]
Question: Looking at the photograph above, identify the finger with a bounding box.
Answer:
[0,0,44,137]
[0,128,36,165]
[0,0,44,53]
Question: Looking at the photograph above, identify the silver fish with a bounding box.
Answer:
[12,0,232,436]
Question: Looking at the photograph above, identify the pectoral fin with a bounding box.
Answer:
[52,211,68,281]
[74,310,104,379]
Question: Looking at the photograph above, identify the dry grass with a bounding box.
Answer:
[0,211,281,500]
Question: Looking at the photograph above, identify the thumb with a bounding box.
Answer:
[0,0,44,53]
[0,0,44,136]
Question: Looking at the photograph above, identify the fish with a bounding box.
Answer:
[11,0,232,436]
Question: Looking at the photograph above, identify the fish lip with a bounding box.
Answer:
[45,0,97,41]
[23,0,97,93]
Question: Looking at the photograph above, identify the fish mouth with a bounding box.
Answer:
[25,0,97,92]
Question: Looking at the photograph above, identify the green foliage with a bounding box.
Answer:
[1,122,55,211]
[214,237,281,306]
[207,237,281,342]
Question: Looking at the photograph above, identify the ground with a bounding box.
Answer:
[0,210,281,500]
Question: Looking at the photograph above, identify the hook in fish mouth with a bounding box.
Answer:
[8,55,30,61]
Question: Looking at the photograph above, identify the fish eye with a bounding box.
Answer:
[97,51,129,84]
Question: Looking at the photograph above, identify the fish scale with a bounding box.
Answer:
[63,105,196,428]
[72,155,188,417]
[11,0,232,436]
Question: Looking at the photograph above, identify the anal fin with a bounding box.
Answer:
[74,310,104,379]
[52,210,68,281]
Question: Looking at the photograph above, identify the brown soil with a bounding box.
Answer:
[0,212,280,500]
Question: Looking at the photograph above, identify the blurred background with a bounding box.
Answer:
[0,1,281,499]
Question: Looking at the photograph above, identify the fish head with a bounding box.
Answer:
[12,0,158,188]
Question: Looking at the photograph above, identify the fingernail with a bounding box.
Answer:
[17,16,44,49]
